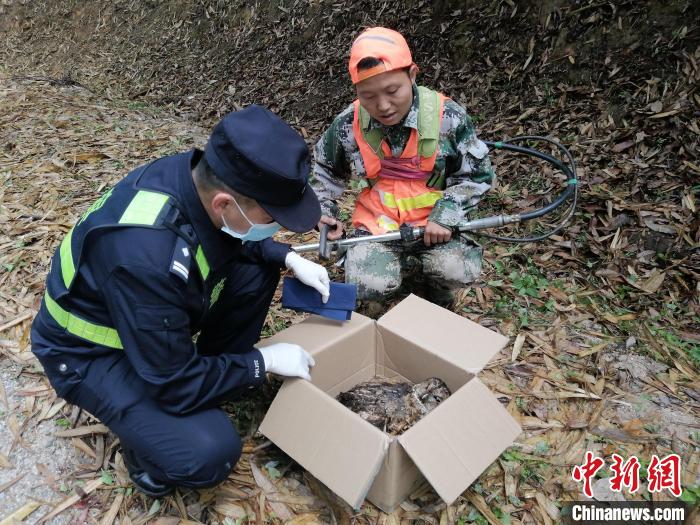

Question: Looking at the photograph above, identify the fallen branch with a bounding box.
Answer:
[54,424,110,438]
[0,311,34,333]
[36,478,103,524]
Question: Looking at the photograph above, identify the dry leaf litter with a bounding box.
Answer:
[0,0,699,524]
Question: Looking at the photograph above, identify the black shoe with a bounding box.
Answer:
[121,445,174,498]
[129,471,175,498]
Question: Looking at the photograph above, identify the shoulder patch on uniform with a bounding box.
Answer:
[170,236,191,283]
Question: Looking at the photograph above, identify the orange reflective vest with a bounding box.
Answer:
[351,86,447,234]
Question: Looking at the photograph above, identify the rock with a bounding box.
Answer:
[591,477,626,502]
[599,349,667,392]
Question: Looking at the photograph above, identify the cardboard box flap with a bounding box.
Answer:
[377,294,508,374]
[259,379,390,509]
[262,312,377,396]
[398,378,521,505]
[264,312,375,356]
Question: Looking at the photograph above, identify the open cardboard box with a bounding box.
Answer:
[259,294,522,513]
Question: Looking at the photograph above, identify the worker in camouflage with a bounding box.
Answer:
[311,27,495,309]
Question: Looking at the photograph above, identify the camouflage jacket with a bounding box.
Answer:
[311,84,495,227]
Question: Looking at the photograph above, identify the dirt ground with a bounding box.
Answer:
[0,0,698,523]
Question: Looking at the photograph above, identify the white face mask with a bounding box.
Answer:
[221,195,280,242]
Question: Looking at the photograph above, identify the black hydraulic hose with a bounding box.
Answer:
[485,142,575,220]
[476,136,578,243]
[519,185,575,221]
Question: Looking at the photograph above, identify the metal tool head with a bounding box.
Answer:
[399,223,424,243]
[319,223,333,260]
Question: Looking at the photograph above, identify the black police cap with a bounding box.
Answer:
[204,105,321,233]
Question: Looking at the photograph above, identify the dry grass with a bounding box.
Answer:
[0,0,699,522]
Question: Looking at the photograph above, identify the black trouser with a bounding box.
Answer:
[34,260,279,489]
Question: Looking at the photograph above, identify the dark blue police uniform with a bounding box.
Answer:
[31,147,291,489]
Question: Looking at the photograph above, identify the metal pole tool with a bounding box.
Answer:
[294,136,578,259]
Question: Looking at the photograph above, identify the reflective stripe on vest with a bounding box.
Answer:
[44,291,123,349]
[195,245,210,280]
[58,189,172,290]
[45,242,211,350]
[378,189,443,212]
[45,188,212,349]
[59,228,76,291]
[119,190,171,225]
[376,215,399,232]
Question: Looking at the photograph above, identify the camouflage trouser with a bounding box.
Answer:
[344,235,483,305]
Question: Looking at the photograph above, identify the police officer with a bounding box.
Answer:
[31,106,329,497]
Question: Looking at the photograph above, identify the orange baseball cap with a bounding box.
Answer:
[348,27,416,84]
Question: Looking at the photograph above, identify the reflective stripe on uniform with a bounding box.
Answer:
[48,189,174,348]
[119,190,171,225]
[376,188,443,212]
[376,215,399,231]
[416,86,441,159]
[59,228,76,289]
[44,291,123,350]
[58,190,172,290]
[195,245,210,280]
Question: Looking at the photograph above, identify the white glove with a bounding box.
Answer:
[258,342,315,381]
[285,251,330,303]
